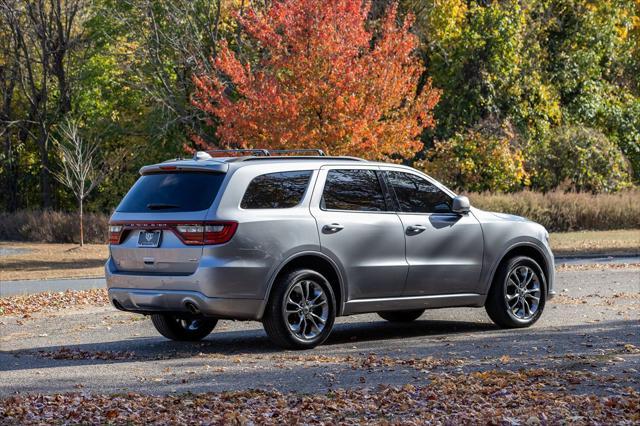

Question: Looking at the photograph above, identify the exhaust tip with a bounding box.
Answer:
[184,301,200,315]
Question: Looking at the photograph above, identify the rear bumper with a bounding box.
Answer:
[108,288,263,320]
[105,257,266,319]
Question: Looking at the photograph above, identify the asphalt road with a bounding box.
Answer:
[1,268,638,397]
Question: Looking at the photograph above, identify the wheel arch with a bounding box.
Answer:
[487,243,551,296]
[258,251,345,319]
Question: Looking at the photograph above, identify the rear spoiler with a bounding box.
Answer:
[139,163,229,175]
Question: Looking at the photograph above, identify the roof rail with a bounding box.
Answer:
[204,148,326,157]
[241,156,366,162]
[191,148,365,162]
[206,149,270,157]
[269,149,325,156]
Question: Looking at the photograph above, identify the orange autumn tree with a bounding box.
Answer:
[191,0,440,161]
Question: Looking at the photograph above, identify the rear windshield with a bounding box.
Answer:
[117,172,225,213]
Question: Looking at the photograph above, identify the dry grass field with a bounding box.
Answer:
[0,229,638,281]
[0,242,107,281]
[551,229,640,256]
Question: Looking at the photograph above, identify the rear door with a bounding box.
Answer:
[382,169,484,296]
[109,171,226,274]
[310,167,408,300]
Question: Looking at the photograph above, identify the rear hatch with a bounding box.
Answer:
[109,171,227,274]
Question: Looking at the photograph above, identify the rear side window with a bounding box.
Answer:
[117,172,225,213]
[321,169,386,212]
[241,170,312,209]
[386,171,452,213]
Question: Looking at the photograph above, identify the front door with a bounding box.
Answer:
[310,167,408,300]
[382,169,484,296]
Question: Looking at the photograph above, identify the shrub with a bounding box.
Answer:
[528,126,632,193]
[420,123,529,192]
[0,210,109,244]
[468,190,640,232]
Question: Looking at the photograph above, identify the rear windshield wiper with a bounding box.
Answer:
[146,203,180,210]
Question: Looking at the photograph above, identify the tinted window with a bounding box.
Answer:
[386,171,452,213]
[117,172,225,212]
[241,171,312,209]
[321,169,386,211]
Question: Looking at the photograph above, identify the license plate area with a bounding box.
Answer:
[137,230,162,248]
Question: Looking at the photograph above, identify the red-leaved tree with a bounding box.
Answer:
[192,0,440,160]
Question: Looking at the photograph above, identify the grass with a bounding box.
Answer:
[0,242,107,281]
[550,229,640,257]
[1,230,638,281]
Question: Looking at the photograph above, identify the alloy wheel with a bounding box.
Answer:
[505,265,541,320]
[282,279,329,341]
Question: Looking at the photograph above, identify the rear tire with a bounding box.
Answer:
[378,309,425,322]
[485,256,546,328]
[151,314,217,341]
[263,268,336,350]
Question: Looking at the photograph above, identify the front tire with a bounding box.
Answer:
[378,309,425,322]
[263,269,336,350]
[151,314,217,341]
[485,256,546,328]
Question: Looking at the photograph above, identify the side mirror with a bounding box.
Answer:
[452,195,470,215]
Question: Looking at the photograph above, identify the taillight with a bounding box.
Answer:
[107,221,237,246]
[109,225,123,244]
[174,221,238,245]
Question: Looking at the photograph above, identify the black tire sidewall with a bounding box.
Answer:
[151,314,217,341]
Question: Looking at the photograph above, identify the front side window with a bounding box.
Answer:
[321,169,386,212]
[385,171,452,213]
[241,170,312,209]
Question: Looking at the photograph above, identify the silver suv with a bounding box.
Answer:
[106,149,555,349]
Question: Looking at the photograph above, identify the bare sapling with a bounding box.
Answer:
[51,117,105,246]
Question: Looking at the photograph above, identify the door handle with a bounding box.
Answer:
[406,225,426,234]
[322,223,344,233]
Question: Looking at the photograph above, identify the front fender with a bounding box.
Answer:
[480,238,554,298]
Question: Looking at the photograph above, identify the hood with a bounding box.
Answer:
[487,211,530,222]
[471,207,531,223]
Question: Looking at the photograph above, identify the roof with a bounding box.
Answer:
[139,151,369,175]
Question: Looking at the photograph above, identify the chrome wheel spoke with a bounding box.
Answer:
[506,292,518,301]
[523,298,532,317]
[311,298,327,308]
[310,312,326,324]
[309,290,323,305]
[522,272,534,288]
[303,281,310,301]
[307,314,320,331]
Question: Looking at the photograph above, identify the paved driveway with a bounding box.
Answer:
[1,269,638,396]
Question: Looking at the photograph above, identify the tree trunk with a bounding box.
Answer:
[39,127,52,209]
[79,196,84,247]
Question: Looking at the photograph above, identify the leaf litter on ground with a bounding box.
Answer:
[1,369,637,425]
